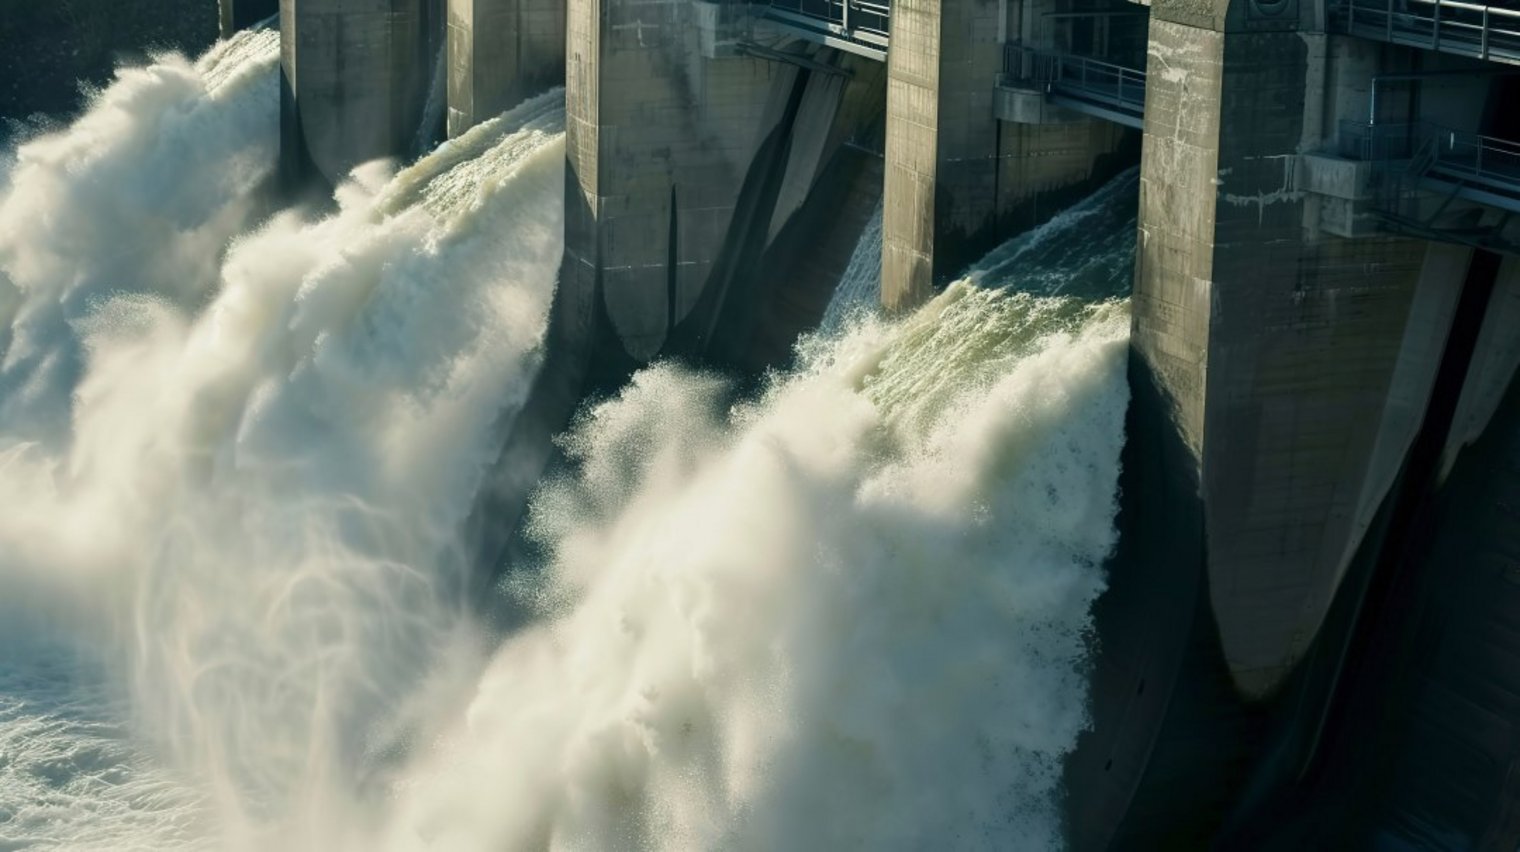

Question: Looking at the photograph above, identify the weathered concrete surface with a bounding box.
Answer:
[1224,246,1518,849]
[1295,151,1380,238]
[563,0,790,363]
[1064,17,1504,847]
[446,0,564,137]
[881,0,1133,311]
[220,0,279,36]
[1131,16,1450,701]
[280,0,434,187]
[992,83,1085,125]
[1067,11,1520,842]
[564,0,887,371]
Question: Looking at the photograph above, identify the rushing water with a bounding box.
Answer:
[817,202,882,335]
[0,33,1136,852]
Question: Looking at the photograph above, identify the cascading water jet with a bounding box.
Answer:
[0,28,1140,850]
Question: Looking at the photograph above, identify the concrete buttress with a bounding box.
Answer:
[1131,0,1450,700]
[447,0,566,138]
[280,0,437,188]
[561,0,891,370]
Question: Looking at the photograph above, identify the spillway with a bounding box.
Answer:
[0,29,1148,850]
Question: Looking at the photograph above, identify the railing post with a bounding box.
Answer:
[1386,0,1394,41]
[1432,0,1441,51]
[1481,6,1489,59]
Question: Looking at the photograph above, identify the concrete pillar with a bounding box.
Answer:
[220,0,280,37]
[880,0,998,310]
[446,0,565,138]
[1130,0,1449,699]
[563,0,820,366]
[880,0,1134,311]
[280,0,435,188]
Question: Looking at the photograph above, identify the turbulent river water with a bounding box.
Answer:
[0,32,1137,852]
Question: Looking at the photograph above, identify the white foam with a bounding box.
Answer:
[818,202,883,335]
[0,37,566,848]
[383,286,1131,852]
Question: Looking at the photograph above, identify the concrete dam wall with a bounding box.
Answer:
[259,0,1520,844]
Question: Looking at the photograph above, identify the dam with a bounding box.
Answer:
[0,0,1512,846]
[258,0,1520,844]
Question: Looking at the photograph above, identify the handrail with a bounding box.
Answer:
[764,0,891,41]
[1405,0,1520,20]
[1340,119,1520,200]
[1331,0,1520,63]
[1003,44,1147,116]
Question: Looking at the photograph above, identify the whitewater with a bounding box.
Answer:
[0,31,1134,852]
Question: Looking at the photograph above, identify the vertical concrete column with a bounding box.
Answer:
[881,0,1134,311]
[562,0,793,364]
[1132,0,1440,698]
[280,0,433,188]
[446,0,566,138]
[220,0,280,37]
[880,0,1001,310]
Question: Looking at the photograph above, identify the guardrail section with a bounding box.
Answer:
[762,0,890,60]
[1002,44,1146,128]
[1330,0,1520,65]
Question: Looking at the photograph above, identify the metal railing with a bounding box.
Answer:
[1424,126,1520,192]
[763,0,890,57]
[1338,120,1426,161]
[1330,0,1520,64]
[1338,118,1520,233]
[1002,44,1147,126]
[1341,120,1520,195]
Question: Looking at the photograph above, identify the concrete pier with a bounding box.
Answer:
[1066,0,1520,843]
[446,0,565,137]
[879,0,1135,310]
[1131,7,1437,698]
[279,0,437,188]
[562,0,888,370]
[562,0,785,365]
